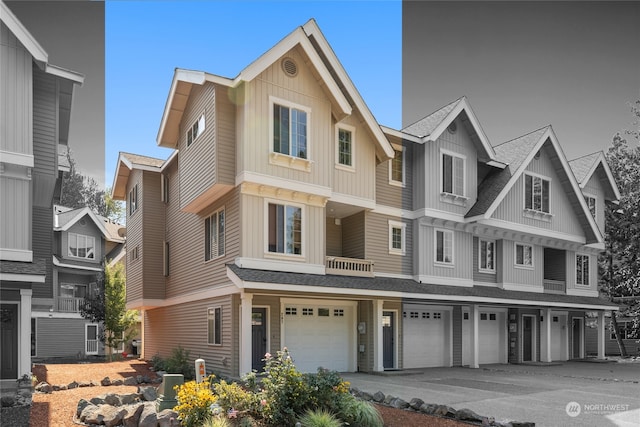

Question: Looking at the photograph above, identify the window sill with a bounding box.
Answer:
[388,249,405,256]
[478,268,496,275]
[440,192,468,207]
[523,209,553,222]
[575,283,591,288]
[388,180,405,188]
[514,264,534,270]
[264,252,305,262]
[270,152,312,172]
[434,261,455,269]
[335,163,356,173]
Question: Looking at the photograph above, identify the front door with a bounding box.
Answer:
[252,308,267,372]
[1,304,18,378]
[572,318,582,359]
[382,311,394,369]
[523,316,533,362]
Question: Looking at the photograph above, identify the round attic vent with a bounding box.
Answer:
[447,122,457,134]
[282,58,298,77]
[80,219,87,226]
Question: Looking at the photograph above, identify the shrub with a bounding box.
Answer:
[202,415,231,427]
[304,368,350,413]
[150,353,166,372]
[339,396,383,427]
[165,345,195,379]
[173,376,217,427]
[298,409,342,427]
[213,379,257,413]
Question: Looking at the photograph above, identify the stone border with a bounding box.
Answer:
[33,375,162,394]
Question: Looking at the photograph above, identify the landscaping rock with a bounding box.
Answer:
[123,404,144,427]
[124,376,138,386]
[138,385,158,401]
[360,391,373,401]
[76,399,91,417]
[68,381,79,390]
[372,391,385,403]
[138,402,159,427]
[409,397,424,410]
[102,405,127,427]
[91,395,107,405]
[509,422,535,427]
[101,377,112,386]
[383,394,395,405]
[1,396,15,407]
[78,381,92,387]
[419,403,438,415]
[456,407,484,422]
[79,403,101,423]
[35,382,52,393]
[112,379,124,386]
[157,408,179,426]
[105,393,122,406]
[434,404,457,418]
[390,397,410,409]
[121,393,140,405]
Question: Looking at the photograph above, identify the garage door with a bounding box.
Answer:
[403,307,449,368]
[281,302,354,373]
[463,310,506,365]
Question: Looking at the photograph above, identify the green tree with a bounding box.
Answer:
[81,262,137,360]
[600,100,640,356]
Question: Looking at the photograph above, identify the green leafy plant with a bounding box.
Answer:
[340,397,383,427]
[298,409,342,427]
[202,415,231,427]
[173,376,217,427]
[304,368,350,413]
[213,379,256,413]
[165,345,195,379]
[151,353,166,372]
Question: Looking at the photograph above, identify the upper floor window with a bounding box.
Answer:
[129,184,139,215]
[207,306,222,345]
[205,208,225,261]
[187,114,205,147]
[389,145,405,186]
[584,195,596,219]
[441,151,465,196]
[60,283,86,298]
[336,125,355,170]
[435,229,454,265]
[268,202,302,256]
[388,220,406,256]
[273,102,308,159]
[515,243,533,268]
[479,239,496,273]
[161,174,169,203]
[68,233,95,259]
[576,254,589,286]
[524,173,550,213]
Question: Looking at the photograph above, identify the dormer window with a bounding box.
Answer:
[389,144,405,187]
[336,124,355,171]
[68,233,95,260]
[584,195,596,219]
[441,150,465,196]
[524,173,550,213]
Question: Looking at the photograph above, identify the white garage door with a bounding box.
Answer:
[281,302,354,373]
[403,307,449,368]
[463,310,506,365]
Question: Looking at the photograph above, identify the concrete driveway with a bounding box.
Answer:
[342,361,640,427]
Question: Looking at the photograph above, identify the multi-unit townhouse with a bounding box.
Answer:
[28,205,125,360]
[112,19,619,378]
[0,2,83,380]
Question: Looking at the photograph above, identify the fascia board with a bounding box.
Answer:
[111,155,132,200]
[45,64,84,84]
[580,153,621,201]
[381,126,422,144]
[0,2,48,64]
[57,207,110,238]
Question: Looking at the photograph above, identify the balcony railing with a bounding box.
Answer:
[56,297,84,313]
[325,256,374,278]
[543,279,566,294]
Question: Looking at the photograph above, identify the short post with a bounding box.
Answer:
[155,374,184,412]
[195,358,206,383]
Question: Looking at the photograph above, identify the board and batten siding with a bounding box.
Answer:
[332,114,377,202]
[365,213,412,276]
[125,169,143,303]
[239,47,333,190]
[416,224,473,282]
[32,206,52,298]
[1,21,33,156]
[420,117,478,214]
[144,295,235,377]
[165,159,241,298]
[582,173,605,234]
[565,251,597,293]
[492,145,585,237]
[239,193,325,266]
[375,139,413,211]
[0,177,30,251]
[141,170,165,299]
[501,240,543,290]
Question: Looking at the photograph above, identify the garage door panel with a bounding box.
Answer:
[403,308,448,368]
[463,310,506,365]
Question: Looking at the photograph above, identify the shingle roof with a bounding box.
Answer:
[568,152,600,184]
[0,258,47,276]
[465,127,549,218]
[402,98,463,138]
[120,152,165,168]
[228,265,617,309]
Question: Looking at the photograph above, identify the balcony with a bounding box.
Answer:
[325,256,374,278]
[56,297,84,313]
[543,279,566,294]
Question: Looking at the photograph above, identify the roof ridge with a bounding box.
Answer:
[568,151,602,163]
[492,125,550,148]
[402,97,464,130]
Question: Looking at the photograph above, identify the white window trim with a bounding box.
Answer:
[576,253,590,287]
[388,143,405,187]
[205,207,226,262]
[263,198,305,260]
[523,172,553,218]
[186,112,205,147]
[583,192,597,221]
[514,242,534,269]
[434,228,454,267]
[129,184,138,216]
[439,148,467,200]
[388,220,406,256]
[67,232,96,260]
[335,123,356,172]
[161,173,169,203]
[269,96,312,172]
[478,238,496,274]
[207,306,222,346]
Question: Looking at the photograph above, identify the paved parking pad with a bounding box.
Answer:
[342,361,640,426]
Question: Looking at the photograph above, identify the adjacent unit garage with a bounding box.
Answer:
[280,299,356,373]
[541,311,568,361]
[463,308,508,365]
[402,305,451,368]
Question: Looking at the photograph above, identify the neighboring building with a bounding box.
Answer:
[29,205,125,360]
[112,19,619,378]
[0,2,83,380]
[586,315,640,357]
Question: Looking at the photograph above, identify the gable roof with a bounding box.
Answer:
[112,152,165,201]
[569,151,621,201]
[156,19,394,161]
[54,206,124,243]
[402,97,497,164]
[466,126,602,244]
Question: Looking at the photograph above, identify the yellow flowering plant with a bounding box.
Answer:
[173,375,218,427]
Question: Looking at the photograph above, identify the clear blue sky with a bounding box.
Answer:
[106,1,402,188]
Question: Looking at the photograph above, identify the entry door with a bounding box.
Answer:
[252,308,267,372]
[572,318,582,359]
[1,305,18,379]
[382,311,394,369]
[85,324,99,355]
[523,316,533,362]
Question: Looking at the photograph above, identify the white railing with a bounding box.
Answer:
[543,279,566,294]
[325,256,374,278]
[56,297,84,313]
[86,339,99,355]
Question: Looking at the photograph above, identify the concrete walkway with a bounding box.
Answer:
[342,360,640,427]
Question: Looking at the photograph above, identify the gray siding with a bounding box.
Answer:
[142,170,165,299]
[61,218,104,264]
[366,213,412,276]
[473,236,498,283]
[125,170,143,303]
[0,177,30,251]
[452,305,462,366]
[325,217,342,257]
[375,139,413,210]
[32,207,52,298]
[583,172,605,236]
[33,66,57,177]
[216,85,236,186]
[342,212,365,259]
[35,317,93,358]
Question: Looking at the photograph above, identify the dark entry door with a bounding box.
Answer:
[522,316,533,362]
[1,304,18,379]
[252,308,267,372]
[383,311,394,369]
[572,318,581,359]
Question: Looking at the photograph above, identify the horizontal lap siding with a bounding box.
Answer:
[144,295,235,377]
[502,240,542,289]
[0,177,30,251]
[417,225,472,281]
[64,220,104,264]
[366,213,412,276]
[342,212,364,259]
[32,207,52,298]
[216,86,236,185]
[125,170,143,303]
[376,140,413,210]
[33,67,56,176]
[1,22,32,155]
[36,318,89,358]
[325,218,342,257]
[142,171,165,299]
